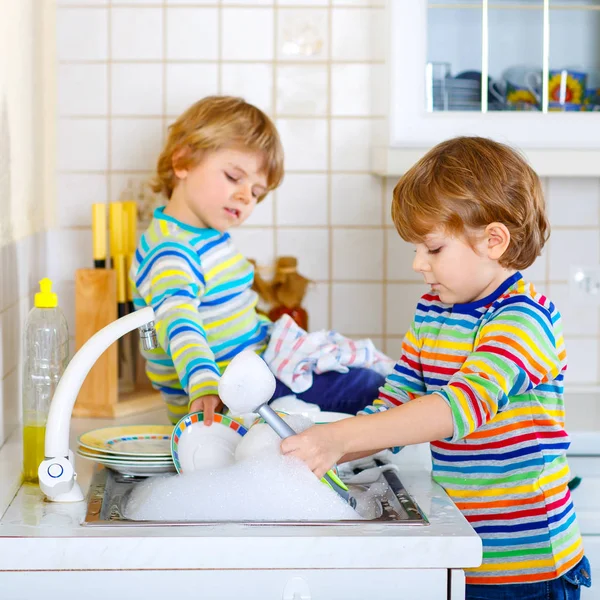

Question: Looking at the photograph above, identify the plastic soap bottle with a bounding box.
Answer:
[22,278,69,483]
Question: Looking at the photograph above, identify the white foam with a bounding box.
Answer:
[235,414,314,463]
[124,453,360,522]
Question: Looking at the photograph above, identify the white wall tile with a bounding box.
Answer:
[223,0,272,3]
[304,282,329,331]
[521,249,547,283]
[275,174,328,226]
[386,283,426,336]
[57,174,108,228]
[331,119,373,171]
[564,338,598,384]
[279,0,327,5]
[385,230,421,281]
[549,229,600,280]
[58,64,108,116]
[109,173,154,205]
[53,281,76,338]
[331,283,383,335]
[277,9,329,61]
[548,283,599,337]
[332,229,383,281]
[276,119,328,171]
[166,8,218,60]
[276,228,329,280]
[221,64,274,115]
[245,195,274,227]
[58,119,108,171]
[59,0,108,4]
[111,119,164,171]
[111,64,163,116]
[111,8,163,60]
[331,64,386,116]
[548,178,600,227]
[331,174,382,226]
[222,8,274,61]
[166,0,214,3]
[46,229,93,281]
[166,64,219,117]
[276,65,328,116]
[57,8,108,61]
[331,7,386,61]
[333,0,385,4]
[385,337,403,361]
[384,178,395,226]
[228,227,275,266]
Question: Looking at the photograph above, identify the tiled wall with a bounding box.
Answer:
[54,1,600,387]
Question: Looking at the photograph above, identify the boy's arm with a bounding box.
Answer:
[435,299,562,441]
[360,319,426,415]
[138,243,221,409]
[285,395,453,477]
[283,298,561,476]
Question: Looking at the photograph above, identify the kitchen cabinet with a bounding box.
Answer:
[375,0,600,177]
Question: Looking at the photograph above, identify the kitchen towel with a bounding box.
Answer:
[263,314,395,393]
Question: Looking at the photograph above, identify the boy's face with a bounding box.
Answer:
[412,227,513,305]
[172,147,268,232]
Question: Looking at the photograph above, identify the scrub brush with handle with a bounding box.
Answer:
[219,350,356,508]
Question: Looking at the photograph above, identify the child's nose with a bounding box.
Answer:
[235,186,252,204]
[412,252,430,273]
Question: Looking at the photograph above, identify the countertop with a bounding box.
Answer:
[0,409,482,572]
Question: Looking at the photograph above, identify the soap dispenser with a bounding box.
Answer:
[22,279,69,483]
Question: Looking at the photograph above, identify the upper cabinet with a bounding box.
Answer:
[375,0,600,176]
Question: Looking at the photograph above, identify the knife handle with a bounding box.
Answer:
[92,203,107,268]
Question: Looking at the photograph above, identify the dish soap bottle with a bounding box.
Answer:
[22,278,69,483]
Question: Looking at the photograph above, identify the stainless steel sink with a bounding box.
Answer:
[83,457,429,527]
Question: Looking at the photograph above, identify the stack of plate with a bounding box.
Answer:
[77,425,176,476]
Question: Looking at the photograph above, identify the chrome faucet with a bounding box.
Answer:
[38,306,157,502]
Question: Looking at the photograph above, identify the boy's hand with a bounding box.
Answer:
[189,395,223,426]
[280,424,345,479]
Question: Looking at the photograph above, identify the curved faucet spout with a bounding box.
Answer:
[39,306,156,501]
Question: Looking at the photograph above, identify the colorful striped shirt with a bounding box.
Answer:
[130,207,270,423]
[365,273,583,585]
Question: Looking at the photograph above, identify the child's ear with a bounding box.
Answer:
[485,222,511,260]
[172,148,189,180]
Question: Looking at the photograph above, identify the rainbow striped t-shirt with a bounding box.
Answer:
[130,207,270,423]
[367,272,584,585]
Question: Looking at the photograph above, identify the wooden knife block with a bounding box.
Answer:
[72,269,164,418]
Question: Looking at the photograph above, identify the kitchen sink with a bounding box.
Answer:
[82,457,429,527]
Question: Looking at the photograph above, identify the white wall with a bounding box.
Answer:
[52,2,600,388]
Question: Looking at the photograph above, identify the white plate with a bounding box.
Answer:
[312,411,352,424]
[78,425,173,457]
[77,450,175,476]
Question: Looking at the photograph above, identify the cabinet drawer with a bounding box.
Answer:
[0,569,449,600]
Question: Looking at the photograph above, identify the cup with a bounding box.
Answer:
[547,68,587,106]
[489,65,542,110]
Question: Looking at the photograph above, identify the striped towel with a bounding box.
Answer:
[263,314,394,393]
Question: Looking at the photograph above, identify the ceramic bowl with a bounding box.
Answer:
[171,412,248,474]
